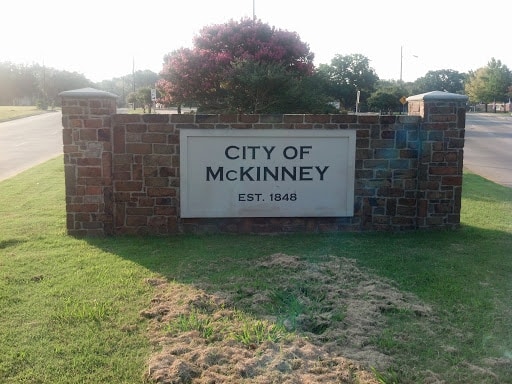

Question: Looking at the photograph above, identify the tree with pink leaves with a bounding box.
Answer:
[157,18,320,113]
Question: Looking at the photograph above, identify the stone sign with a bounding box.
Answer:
[180,129,356,218]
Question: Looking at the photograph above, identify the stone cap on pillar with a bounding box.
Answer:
[406,91,468,102]
[59,87,118,99]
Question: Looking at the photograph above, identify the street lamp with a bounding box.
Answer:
[400,46,418,82]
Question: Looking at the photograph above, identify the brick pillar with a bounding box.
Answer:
[407,91,468,228]
[60,88,117,235]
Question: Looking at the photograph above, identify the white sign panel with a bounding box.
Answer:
[180,129,356,218]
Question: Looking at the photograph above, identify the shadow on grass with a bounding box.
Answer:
[78,172,512,383]
[82,220,512,383]
[0,238,27,250]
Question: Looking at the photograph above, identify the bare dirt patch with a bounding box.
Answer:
[141,253,434,383]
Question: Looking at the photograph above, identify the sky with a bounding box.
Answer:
[2,0,510,83]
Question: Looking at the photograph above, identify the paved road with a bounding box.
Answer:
[465,113,512,188]
[0,111,63,182]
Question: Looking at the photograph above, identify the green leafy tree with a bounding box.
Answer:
[96,70,158,107]
[367,81,410,113]
[127,88,155,112]
[224,61,337,113]
[96,77,129,107]
[126,92,138,109]
[39,67,92,105]
[0,62,91,107]
[133,70,159,89]
[282,70,338,113]
[318,54,379,112]
[413,69,466,94]
[0,62,38,105]
[465,58,512,110]
[367,91,401,113]
[136,87,153,113]
[224,60,292,113]
[158,18,318,113]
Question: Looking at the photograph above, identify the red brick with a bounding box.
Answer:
[305,114,330,124]
[331,114,357,123]
[79,129,97,141]
[445,152,460,162]
[62,106,83,115]
[126,143,152,154]
[196,115,219,124]
[63,145,79,153]
[126,216,148,226]
[138,197,155,207]
[98,128,111,142]
[84,119,103,128]
[442,176,462,186]
[115,181,142,191]
[431,115,456,123]
[429,166,458,175]
[133,163,143,180]
[145,178,168,187]
[239,115,259,123]
[219,114,238,123]
[261,114,284,124]
[283,114,304,123]
[62,129,73,145]
[114,114,141,124]
[113,126,126,153]
[148,124,175,133]
[357,115,379,124]
[67,203,99,213]
[170,114,194,123]
[148,216,169,227]
[126,207,154,216]
[381,130,395,139]
[85,186,102,195]
[85,177,111,186]
[147,188,175,197]
[155,206,177,215]
[90,108,113,115]
[142,133,167,143]
[78,166,102,178]
[143,114,169,123]
[77,157,101,166]
[126,124,148,133]
[70,119,83,128]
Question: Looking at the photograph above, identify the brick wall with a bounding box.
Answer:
[61,88,116,236]
[60,88,467,235]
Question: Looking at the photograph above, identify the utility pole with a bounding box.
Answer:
[253,0,255,21]
[132,57,136,110]
[400,46,403,83]
[43,61,46,96]
[400,46,419,83]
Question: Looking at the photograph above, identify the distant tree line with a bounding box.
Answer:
[96,70,159,109]
[0,62,158,109]
[2,19,512,113]
[0,62,92,108]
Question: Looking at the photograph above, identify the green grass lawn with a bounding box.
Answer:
[0,106,51,122]
[0,157,511,383]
